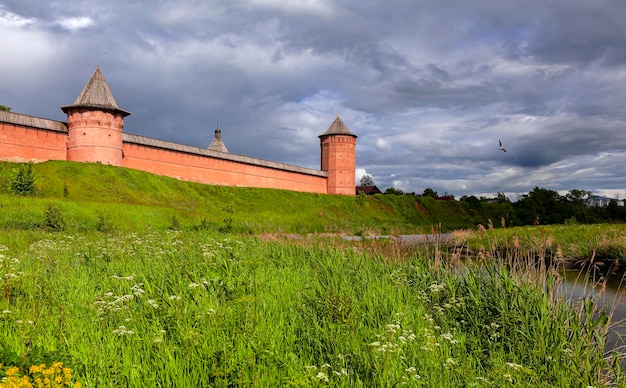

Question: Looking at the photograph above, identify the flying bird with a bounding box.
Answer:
[498,140,507,152]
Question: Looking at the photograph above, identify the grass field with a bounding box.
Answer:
[0,230,623,387]
[0,161,624,386]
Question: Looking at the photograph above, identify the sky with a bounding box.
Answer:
[1,0,625,200]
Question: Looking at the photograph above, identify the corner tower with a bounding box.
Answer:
[61,67,131,165]
[319,115,357,195]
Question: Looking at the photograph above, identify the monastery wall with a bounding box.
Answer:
[0,111,330,194]
[0,111,68,162]
[0,67,356,195]
[122,134,329,194]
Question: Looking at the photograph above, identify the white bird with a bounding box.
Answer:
[499,140,507,152]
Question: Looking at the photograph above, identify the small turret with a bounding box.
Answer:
[207,122,229,153]
[319,115,357,195]
[61,67,131,165]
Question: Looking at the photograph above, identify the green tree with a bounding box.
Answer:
[359,174,375,186]
[564,189,592,222]
[43,204,65,231]
[513,187,565,225]
[384,187,404,195]
[422,188,438,198]
[0,105,11,112]
[10,163,36,195]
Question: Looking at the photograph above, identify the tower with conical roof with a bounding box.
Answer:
[207,123,229,153]
[61,67,131,166]
[319,115,357,195]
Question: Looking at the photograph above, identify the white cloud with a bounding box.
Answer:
[0,8,35,28]
[248,0,334,16]
[57,16,95,31]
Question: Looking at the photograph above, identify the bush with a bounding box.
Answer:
[43,204,65,231]
[95,213,114,233]
[10,163,36,195]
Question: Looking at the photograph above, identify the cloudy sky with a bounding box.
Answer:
[1,0,625,200]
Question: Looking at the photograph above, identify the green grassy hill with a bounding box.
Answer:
[0,161,487,234]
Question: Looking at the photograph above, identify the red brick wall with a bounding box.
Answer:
[122,142,329,194]
[0,117,344,195]
[0,122,67,162]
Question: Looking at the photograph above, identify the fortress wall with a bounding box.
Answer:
[122,135,329,194]
[0,113,68,162]
[0,112,334,195]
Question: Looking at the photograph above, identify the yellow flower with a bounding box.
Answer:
[5,366,20,376]
[29,364,45,375]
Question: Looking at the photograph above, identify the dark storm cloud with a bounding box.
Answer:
[1,0,625,198]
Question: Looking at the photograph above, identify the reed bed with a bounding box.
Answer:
[0,229,623,387]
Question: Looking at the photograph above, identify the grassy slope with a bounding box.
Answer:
[0,161,483,234]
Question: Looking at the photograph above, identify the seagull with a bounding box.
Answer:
[498,140,507,152]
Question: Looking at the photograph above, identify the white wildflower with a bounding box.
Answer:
[113,325,135,336]
[315,372,329,382]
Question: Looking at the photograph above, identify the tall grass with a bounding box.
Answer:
[455,224,626,266]
[0,230,621,386]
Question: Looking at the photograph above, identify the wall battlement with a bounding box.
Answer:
[0,68,356,195]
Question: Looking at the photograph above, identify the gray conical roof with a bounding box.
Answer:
[61,67,131,116]
[319,115,357,138]
[208,128,229,153]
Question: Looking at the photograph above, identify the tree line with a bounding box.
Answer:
[452,187,623,226]
[360,174,626,225]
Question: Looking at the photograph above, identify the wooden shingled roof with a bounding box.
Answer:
[61,67,131,116]
[319,115,357,138]
[207,128,229,153]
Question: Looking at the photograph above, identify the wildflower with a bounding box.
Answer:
[315,372,329,382]
[147,299,159,309]
[429,282,445,293]
[441,332,459,344]
[113,325,135,336]
[505,362,524,371]
[131,283,145,295]
[169,295,181,301]
[445,358,457,368]
[386,322,401,333]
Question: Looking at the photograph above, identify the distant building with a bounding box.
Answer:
[585,195,625,207]
[356,185,382,195]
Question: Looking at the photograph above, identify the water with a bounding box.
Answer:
[562,269,626,355]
